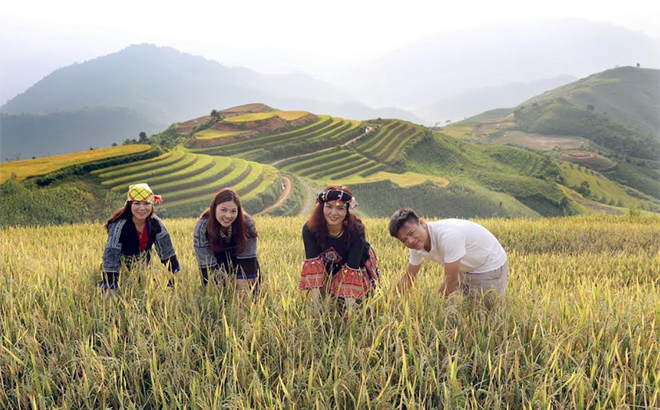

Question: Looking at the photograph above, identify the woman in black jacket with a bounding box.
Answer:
[193,188,261,293]
[101,183,180,295]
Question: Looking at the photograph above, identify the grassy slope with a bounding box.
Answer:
[403,132,571,216]
[520,67,659,134]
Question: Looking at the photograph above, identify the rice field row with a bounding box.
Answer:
[190,116,361,156]
[94,151,281,216]
[101,151,198,189]
[355,120,425,162]
[188,116,331,154]
[223,110,310,123]
[281,148,386,181]
[558,161,657,209]
[192,130,245,140]
[94,150,183,179]
[1,145,152,184]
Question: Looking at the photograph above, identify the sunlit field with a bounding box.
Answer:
[1,215,659,408]
[0,145,151,184]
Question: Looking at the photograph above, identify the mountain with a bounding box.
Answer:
[416,75,576,125]
[0,107,164,160]
[336,20,660,108]
[0,44,423,158]
[1,44,346,123]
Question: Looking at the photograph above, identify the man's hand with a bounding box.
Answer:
[396,263,422,294]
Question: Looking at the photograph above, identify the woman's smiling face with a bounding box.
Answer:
[215,200,238,228]
[323,201,347,230]
[130,201,152,222]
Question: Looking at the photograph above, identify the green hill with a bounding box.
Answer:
[436,67,660,203]
[514,96,659,160]
[519,67,659,135]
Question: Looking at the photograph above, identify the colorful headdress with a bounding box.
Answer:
[127,183,162,205]
[316,187,358,210]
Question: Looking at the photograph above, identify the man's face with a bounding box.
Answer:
[395,220,428,250]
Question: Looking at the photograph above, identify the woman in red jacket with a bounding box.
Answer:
[300,185,378,308]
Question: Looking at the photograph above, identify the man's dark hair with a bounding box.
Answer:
[389,208,420,237]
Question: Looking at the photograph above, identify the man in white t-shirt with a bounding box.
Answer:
[389,208,508,305]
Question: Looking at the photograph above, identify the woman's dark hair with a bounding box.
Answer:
[307,184,365,248]
[200,188,257,254]
[104,201,154,231]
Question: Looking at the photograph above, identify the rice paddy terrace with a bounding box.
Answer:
[93,149,280,216]
[187,113,364,162]
[170,107,441,216]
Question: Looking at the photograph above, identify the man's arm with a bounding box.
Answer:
[397,263,422,294]
[440,260,461,296]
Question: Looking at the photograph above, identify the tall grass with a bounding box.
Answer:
[1,215,659,408]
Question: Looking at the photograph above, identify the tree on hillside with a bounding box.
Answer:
[139,131,148,143]
[210,109,220,120]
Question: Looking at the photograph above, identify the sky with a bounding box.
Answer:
[1,0,659,105]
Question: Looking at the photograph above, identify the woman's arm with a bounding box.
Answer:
[152,215,180,274]
[236,234,260,280]
[101,220,125,289]
[345,230,366,269]
[193,217,218,285]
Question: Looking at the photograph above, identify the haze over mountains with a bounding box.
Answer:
[1,19,658,160]
[338,20,660,110]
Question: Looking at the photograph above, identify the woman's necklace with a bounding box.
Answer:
[328,228,344,238]
[220,225,233,241]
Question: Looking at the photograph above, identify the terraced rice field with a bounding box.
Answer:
[94,150,281,216]
[223,110,310,123]
[558,161,657,209]
[190,116,362,157]
[1,145,152,184]
[355,120,425,162]
[279,148,386,182]
[192,130,245,140]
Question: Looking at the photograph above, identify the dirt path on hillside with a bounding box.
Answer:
[269,126,373,166]
[256,176,291,215]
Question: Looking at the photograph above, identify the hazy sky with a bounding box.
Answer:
[1,0,659,104]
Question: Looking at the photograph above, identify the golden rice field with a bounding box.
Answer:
[341,171,450,188]
[1,215,659,409]
[223,111,309,123]
[0,145,151,184]
[193,130,246,140]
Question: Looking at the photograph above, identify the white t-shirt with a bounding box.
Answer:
[409,219,507,273]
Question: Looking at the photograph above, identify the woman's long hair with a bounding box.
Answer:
[200,188,257,254]
[307,185,365,249]
[104,201,154,231]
